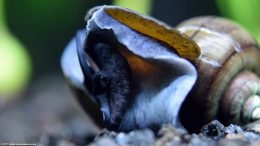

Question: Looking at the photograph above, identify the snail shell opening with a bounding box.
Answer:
[85,6,198,131]
[62,6,198,131]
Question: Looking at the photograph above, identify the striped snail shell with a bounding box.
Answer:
[61,6,260,132]
[178,17,260,132]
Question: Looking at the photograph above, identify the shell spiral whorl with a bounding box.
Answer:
[178,16,260,132]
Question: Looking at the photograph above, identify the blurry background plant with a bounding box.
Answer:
[113,0,152,14]
[0,0,31,103]
[217,0,260,42]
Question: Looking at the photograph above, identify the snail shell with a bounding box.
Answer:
[178,16,260,132]
[61,6,260,132]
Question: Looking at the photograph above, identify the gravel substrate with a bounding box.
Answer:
[83,120,260,146]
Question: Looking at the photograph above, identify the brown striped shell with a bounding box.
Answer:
[178,16,260,132]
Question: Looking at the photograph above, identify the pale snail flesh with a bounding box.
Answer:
[61,5,260,132]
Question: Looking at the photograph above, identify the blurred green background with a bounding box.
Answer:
[0,0,259,102]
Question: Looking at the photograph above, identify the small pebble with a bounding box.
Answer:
[200,120,225,140]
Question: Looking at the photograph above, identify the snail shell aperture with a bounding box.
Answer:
[61,6,260,132]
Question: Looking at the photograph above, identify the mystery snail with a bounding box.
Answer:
[61,5,260,132]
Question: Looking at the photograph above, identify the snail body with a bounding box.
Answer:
[61,6,260,132]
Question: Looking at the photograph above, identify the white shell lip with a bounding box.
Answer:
[86,6,198,129]
[61,33,84,89]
